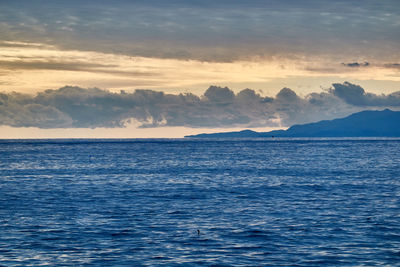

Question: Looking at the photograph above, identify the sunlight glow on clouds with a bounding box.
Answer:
[0,0,399,138]
[0,42,399,95]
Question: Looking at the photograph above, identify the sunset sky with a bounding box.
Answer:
[0,0,399,138]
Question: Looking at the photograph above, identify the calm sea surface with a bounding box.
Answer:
[0,139,399,266]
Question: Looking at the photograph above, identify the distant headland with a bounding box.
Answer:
[185,109,400,138]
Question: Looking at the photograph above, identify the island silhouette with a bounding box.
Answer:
[185,109,400,138]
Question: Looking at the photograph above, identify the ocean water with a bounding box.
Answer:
[0,139,399,266]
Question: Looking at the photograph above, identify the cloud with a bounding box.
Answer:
[0,41,55,49]
[384,63,400,69]
[0,82,399,129]
[330,81,400,106]
[0,60,115,71]
[0,60,156,77]
[342,62,370,67]
[0,92,73,128]
[1,0,400,62]
[275,88,299,102]
[204,86,235,103]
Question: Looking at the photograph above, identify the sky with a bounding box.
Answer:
[0,0,399,138]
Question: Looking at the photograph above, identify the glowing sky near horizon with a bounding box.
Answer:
[0,0,399,137]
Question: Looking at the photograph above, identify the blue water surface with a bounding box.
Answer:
[0,139,399,266]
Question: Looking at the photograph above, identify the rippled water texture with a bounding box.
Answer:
[1,139,400,266]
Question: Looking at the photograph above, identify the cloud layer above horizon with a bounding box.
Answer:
[1,82,399,129]
[1,0,400,96]
[0,0,399,136]
[1,0,400,62]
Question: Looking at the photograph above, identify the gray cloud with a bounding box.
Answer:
[330,82,400,106]
[0,60,115,71]
[204,86,235,104]
[0,92,73,128]
[0,41,54,49]
[0,82,399,129]
[0,60,156,77]
[342,62,370,67]
[1,1,400,62]
[384,63,400,69]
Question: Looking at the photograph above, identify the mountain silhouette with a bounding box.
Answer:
[185,109,400,138]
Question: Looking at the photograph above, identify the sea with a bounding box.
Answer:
[0,138,399,266]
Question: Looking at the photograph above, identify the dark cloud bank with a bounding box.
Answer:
[342,62,370,68]
[2,0,400,62]
[0,82,399,129]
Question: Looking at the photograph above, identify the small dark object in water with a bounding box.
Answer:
[197,229,200,236]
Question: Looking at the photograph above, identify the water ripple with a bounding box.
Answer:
[0,139,399,265]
